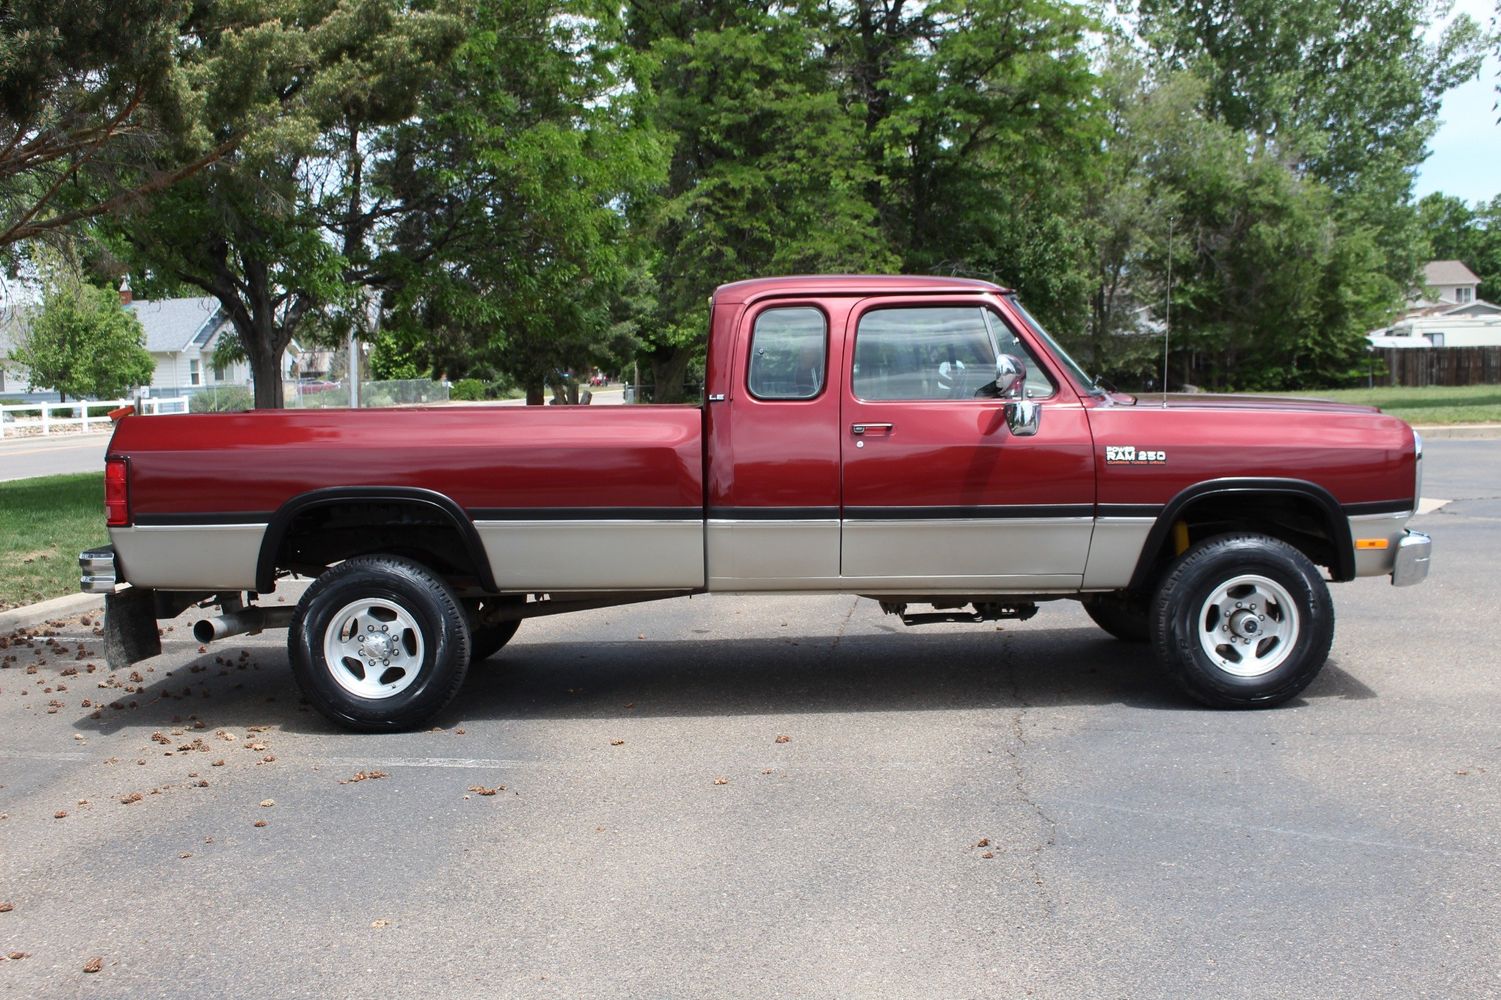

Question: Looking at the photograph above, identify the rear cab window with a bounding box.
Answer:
[747,306,828,401]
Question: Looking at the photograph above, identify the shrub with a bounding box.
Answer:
[190,387,253,412]
[451,378,487,401]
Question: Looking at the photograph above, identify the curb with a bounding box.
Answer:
[1411,425,1501,440]
[0,591,103,634]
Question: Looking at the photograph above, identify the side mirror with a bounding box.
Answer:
[995,355,1039,435]
[994,354,1027,399]
[1005,398,1041,436]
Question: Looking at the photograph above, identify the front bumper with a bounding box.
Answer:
[79,546,117,594]
[1392,530,1432,587]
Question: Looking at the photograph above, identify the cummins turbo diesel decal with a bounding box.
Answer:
[1105,445,1167,465]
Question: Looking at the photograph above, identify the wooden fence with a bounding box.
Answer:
[1375,347,1501,387]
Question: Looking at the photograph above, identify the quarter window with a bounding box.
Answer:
[747,307,827,400]
[852,306,1054,401]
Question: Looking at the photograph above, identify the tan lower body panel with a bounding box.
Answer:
[707,519,841,590]
[1348,511,1414,577]
[1081,517,1155,589]
[476,519,705,592]
[838,517,1090,592]
[110,524,267,590]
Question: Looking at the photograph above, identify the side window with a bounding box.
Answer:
[747,306,827,400]
[852,306,1054,401]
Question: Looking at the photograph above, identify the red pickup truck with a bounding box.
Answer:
[80,275,1430,730]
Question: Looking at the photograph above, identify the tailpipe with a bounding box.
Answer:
[192,606,296,644]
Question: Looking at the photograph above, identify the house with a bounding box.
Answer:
[1368,260,1501,349]
[121,283,302,395]
[0,306,26,395]
[1413,260,1481,307]
[0,282,305,398]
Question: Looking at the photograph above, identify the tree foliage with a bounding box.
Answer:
[15,268,152,400]
[112,0,463,408]
[376,0,664,403]
[3,0,1494,402]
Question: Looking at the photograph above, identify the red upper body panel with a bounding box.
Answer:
[108,276,1419,526]
[110,406,705,517]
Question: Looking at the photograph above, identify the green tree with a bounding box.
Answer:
[377,0,663,404]
[15,270,153,400]
[112,0,461,409]
[823,0,1101,335]
[625,2,896,401]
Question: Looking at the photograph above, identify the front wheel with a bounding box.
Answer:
[289,555,470,731]
[1151,534,1334,709]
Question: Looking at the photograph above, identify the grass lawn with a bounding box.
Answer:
[0,472,106,611]
[1266,385,1501,425]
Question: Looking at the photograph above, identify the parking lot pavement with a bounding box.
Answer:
[1,440,1498,999]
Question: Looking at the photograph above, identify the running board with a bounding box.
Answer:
[878,601,1039,627]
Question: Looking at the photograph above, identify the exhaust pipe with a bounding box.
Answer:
[193,606,296,644]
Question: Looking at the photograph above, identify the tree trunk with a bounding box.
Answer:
[525,382,545,405]
[649,348,693,404]
[249,342,285,409]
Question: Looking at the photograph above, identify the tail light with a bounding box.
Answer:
[105,458,131,527]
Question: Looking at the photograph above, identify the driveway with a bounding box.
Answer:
[0,441,1496,998]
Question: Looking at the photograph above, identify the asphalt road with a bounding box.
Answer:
[0,434,109,482]
[0,440,1497,998]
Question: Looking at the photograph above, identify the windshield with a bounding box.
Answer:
[1004,295,1101,397]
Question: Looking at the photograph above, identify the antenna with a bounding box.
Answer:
[1161,217,1173,408]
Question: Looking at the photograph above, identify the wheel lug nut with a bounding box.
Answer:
[382,659,389,666]
[380,625,389,633]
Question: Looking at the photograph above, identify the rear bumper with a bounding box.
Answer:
[1392,530,1432,587]
[79,546,117,594]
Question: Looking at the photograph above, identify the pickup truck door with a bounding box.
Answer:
[837,296,1096,591]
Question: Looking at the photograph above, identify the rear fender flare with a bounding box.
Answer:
[255,486,495,593]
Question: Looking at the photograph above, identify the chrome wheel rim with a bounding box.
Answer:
[322,598,425,700]
[1196,574,1300,678]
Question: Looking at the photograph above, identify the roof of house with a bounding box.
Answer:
[127,296,227,353]
[1424,260,1480,287]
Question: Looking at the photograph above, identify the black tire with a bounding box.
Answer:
[470,622,520,662]
[1081,591,1151,642]
[465,598,522,663]
[1151,533,1334,709]
[289,555,470,731]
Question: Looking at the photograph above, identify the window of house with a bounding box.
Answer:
[747,307,827,400]
[214,359,227,381]
[1455,287,1473,304]
[189,359,202,386]
[851,306,1055,401]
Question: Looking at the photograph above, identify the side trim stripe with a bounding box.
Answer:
[844,504,1093,520]
[1343,499,1416,517]
[134,512,271,526]
[469,507,702,521]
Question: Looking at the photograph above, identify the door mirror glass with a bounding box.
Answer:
[995,354,1027,399]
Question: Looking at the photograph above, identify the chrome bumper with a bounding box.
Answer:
[79,546,117,594]
[1392,530,1432,587]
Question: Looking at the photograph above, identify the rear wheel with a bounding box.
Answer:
[290,555,470,731]
[1151,534,1333,708]
[1081,591,1151,642]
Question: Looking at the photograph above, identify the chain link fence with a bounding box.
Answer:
[187,380,451,412]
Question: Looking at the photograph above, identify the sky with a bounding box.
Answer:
[1413,0,1500,205]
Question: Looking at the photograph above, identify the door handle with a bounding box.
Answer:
[851,423,894,435]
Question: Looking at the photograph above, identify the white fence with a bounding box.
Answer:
[0,396,189,439]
